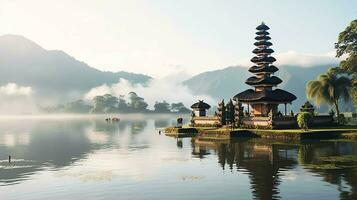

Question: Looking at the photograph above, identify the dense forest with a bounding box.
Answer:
[41,92,191,114]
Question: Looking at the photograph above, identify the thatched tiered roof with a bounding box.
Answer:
[245,76,282,86]
[256,23,270,30]
[234,89,296,103]
[300,101,315,113]
[248,65,279,73]
[252,48,274,54]
[234,22,297,104]
[250,56,276,63]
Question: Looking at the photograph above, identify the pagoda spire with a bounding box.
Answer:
[246,23,282,87]
[234,22,297,118]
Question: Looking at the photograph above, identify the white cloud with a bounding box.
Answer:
[0,83,33,96]
[84,78,215,109]
[275,50,339,67]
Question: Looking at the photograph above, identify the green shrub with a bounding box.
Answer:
[338,114,347,125]
[297,112,313,130]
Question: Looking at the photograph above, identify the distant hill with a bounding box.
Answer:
[183,66,250,99]
[183,64,354,111]
[0,34,151,99]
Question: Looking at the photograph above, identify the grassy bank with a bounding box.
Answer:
[164,125,357,140]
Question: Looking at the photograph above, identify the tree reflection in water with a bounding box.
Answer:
[191,138,357,200]
[298,141,357,200]
[0,117,149,186]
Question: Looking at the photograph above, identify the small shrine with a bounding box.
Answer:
[190,100,220,127]
[300,101,315,115]
[191,100,211,117]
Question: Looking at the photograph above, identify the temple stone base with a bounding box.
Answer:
[241,115,334,129]
[191,116,221,127]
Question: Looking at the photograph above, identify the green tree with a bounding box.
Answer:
[170,102,190,113]
[91,95,106,113]
[170,102,185,112]
[133,100,148,111]
[103,94,119,107]
[297,112,313,130]
[103,94,119,113]
[128,92,140,107]
[117,95,130,112]
[335,19,357,109]
[154,101,170,113]
[306,68,350,122]
[64,100,92,113]
[91,94,119,113]
[128,92,148,111]
[178,107,191,113]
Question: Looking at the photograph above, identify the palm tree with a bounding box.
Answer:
[306,67,351,122]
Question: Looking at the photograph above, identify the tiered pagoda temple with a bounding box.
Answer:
[188,22,332,129]
[234,23,297,117]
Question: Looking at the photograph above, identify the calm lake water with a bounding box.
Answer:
[0,115,356,200]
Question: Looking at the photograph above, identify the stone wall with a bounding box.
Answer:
[241,115,334,129]
[242,117,272,129]
[191,116,221,127]
[272,116,297,129]
[312,115,334,126]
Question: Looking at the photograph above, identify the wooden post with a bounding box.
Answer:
[284,103,287,116]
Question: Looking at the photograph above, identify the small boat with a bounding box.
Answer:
[105,117,120,122]
[112,117,120,122]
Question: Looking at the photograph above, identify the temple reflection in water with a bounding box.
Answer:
[1,117,357,200]
[191,138,357,200]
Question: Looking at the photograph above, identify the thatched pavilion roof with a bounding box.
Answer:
[234,89,297,103]
[191,100,211,109]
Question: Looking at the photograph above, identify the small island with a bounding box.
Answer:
[165,23,357,140]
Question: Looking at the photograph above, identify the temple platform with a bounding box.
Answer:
[164,127,198,137]
[164,126,357,140]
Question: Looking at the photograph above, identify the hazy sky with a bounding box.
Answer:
[0,0,356,77]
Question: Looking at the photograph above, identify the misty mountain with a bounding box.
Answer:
[0,34,151,99]
[0,34,353,113]
[183,64,354,111]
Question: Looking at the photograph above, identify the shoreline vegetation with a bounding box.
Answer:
[164,125,357,140]
[40,92,191,114]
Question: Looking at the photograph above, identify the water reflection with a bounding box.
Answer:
[0,117,151,185]
[191,138,357,200]
[0,116,357,200]
[298,141,357,200]
[191,138,297,199]
[0,119,92,185]
[154,118,169,129]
